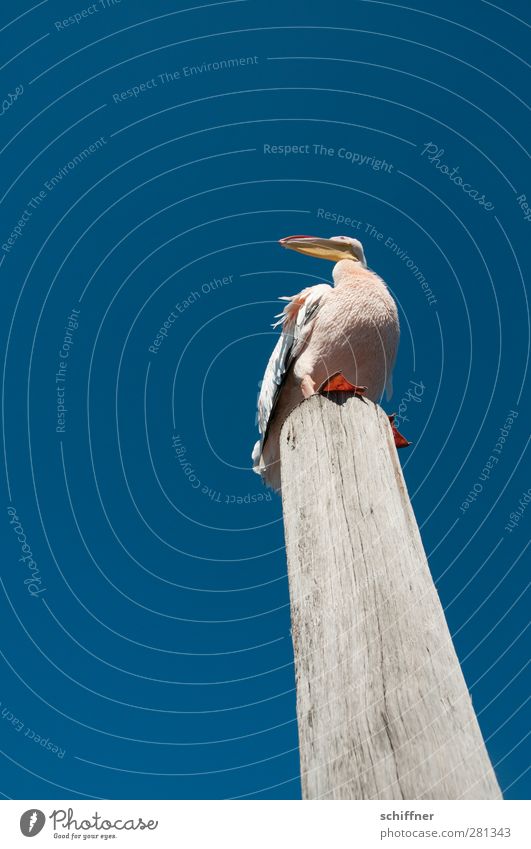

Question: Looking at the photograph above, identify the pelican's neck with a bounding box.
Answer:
[332,258,365,287]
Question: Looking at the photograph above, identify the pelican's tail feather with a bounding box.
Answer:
[252,440,263,476]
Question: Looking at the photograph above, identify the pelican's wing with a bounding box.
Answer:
[255,283,332,443]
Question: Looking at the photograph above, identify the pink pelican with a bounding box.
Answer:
[252,235,410,491]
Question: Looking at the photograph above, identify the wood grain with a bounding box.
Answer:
[280,393,502,800]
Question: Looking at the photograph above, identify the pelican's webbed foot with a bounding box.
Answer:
[319,372,367,394]
[388,413,412,449]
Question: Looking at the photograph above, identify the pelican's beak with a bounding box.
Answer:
[279,235,353,262]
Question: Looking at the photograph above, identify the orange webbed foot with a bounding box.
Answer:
[388,414,412,449]
[320,372,367,394]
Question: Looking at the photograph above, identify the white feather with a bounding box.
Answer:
[253,284,331,470]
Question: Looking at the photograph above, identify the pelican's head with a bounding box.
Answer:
[279,235,367,267]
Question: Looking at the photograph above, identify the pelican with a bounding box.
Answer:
[252,235,410,491]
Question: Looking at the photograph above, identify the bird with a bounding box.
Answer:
[252,234,410,491]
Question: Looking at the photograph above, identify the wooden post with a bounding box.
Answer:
[280,394,502,800]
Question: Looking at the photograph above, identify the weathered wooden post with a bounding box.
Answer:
[280,393,502,800]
